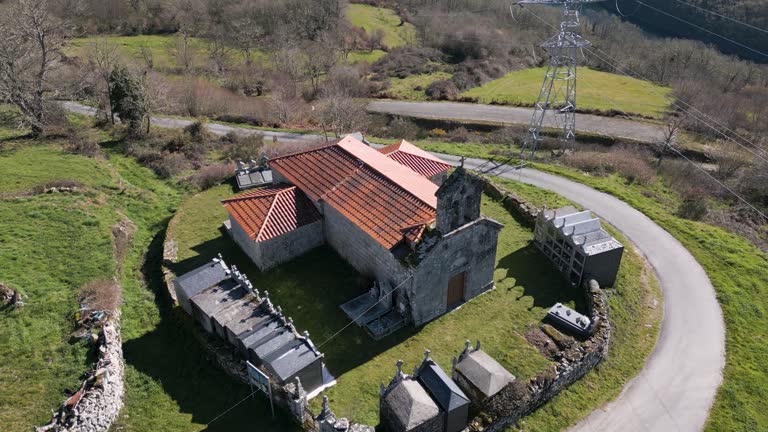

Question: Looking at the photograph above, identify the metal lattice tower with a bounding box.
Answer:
[517,0,605,160]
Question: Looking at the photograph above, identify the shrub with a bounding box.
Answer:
[448,127,470,143]
[148,152,191,178]
[64,129,104,159]
[186,162,234,190]
[222,133,265,162]
[79,279,121,313]
[372,47,444,79]
[386,116,419,140]
[564,148,656,185]
[430,128,447,137]
[425,80,459,101]
[677,197,709,221]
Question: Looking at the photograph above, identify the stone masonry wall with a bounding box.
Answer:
[410,219,501,326]
[463,280,611,432]
[228,215,324,271]
[36,316,125,432]
[479,176,541,227]
[323,204,412,293]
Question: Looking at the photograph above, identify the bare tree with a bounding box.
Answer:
[315,95,368,139]
[656,113,686,166]
[86,38,120,123]
[0,0,70,137]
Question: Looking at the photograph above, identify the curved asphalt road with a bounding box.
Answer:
[367,100,665,144]
[63,101,724,431]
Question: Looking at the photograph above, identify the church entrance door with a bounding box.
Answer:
[447,272,465,308]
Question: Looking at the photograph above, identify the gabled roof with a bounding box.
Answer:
[269,137,440,249]
[174,258,230,300]
[456,350,515,398]
[418,360,470,412]
[378,140,452,178]
[384,379,441,430]
[222,185,322,242]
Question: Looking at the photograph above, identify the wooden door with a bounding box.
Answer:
[447,272,465,308]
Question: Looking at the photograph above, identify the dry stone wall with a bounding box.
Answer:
[36,316,125,432]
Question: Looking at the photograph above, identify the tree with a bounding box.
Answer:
[0,0,70,137]
[108,65,147,133]
[656,113,686,166]
[86,38,120,123]
[316,95,368,139]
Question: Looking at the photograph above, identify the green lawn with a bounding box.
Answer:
[383,71,453,100]
[461,67,673,118]
[345,4,416,49]
[167,181,659,429]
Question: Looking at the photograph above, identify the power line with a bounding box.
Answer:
[315,274,414,350]
[633,0,768,60]
[669,0,768,35]
[519,5,768,160]
[206,389,259,426]
[519,4,768,222]
[667,146,768,222]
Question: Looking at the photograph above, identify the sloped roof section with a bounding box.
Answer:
[384,379,440,430]
[456,350,515,398]
[418,360,470,412]
[269,137,439,249]
[222,186,322,242]
[379,140,452,178]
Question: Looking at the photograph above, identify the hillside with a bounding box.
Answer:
[604,0,768,62]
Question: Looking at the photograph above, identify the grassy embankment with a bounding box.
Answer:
[384,71,454,100]
[462,67,674,119]
[345,3,416,49]
[168,177,660,430]
[0,113,297,431]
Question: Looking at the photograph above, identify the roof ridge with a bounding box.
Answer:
[255,190,286,241]
[335,139,437,208]
[269,142,339,162]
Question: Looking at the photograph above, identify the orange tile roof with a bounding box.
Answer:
[378,140,452,178]
[222,186,322,242]
[270,137,439,249]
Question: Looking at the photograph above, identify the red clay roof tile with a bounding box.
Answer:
[222,186,322,242]
[378,140,452,178]
[269,137,442,249]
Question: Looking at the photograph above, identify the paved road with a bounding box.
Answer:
[367,100,665,143]
[65,100,724,431]
[439,154,725,432]
[61,101,325,143]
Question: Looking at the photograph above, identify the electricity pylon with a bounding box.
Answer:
[516,0,605,160]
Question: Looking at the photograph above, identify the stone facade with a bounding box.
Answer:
[409,218,501,325]
[228,215,325,271]
[436,168,484,234]
[324,204,411,291]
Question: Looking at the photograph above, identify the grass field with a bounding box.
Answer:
[167,177,659,429]
[383,71,453,100]
[461,67,674,118]
[345,4,416,49]
[347,49,387,64]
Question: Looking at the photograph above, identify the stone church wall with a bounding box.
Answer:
[323,204,412,292]
[228,216,325,271]
[410,219,501,326]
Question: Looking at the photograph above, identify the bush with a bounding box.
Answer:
[64,129,104,159]
[430,128,447,137]
[386,116,420,140]
[148,152,192,178]
[677,197,709,221]
[222,133,265,162]
[186,162,234,190]
[372,47,444,79]
[448,127,470,143]
[564,148,657,185]
[425,80,459,101]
